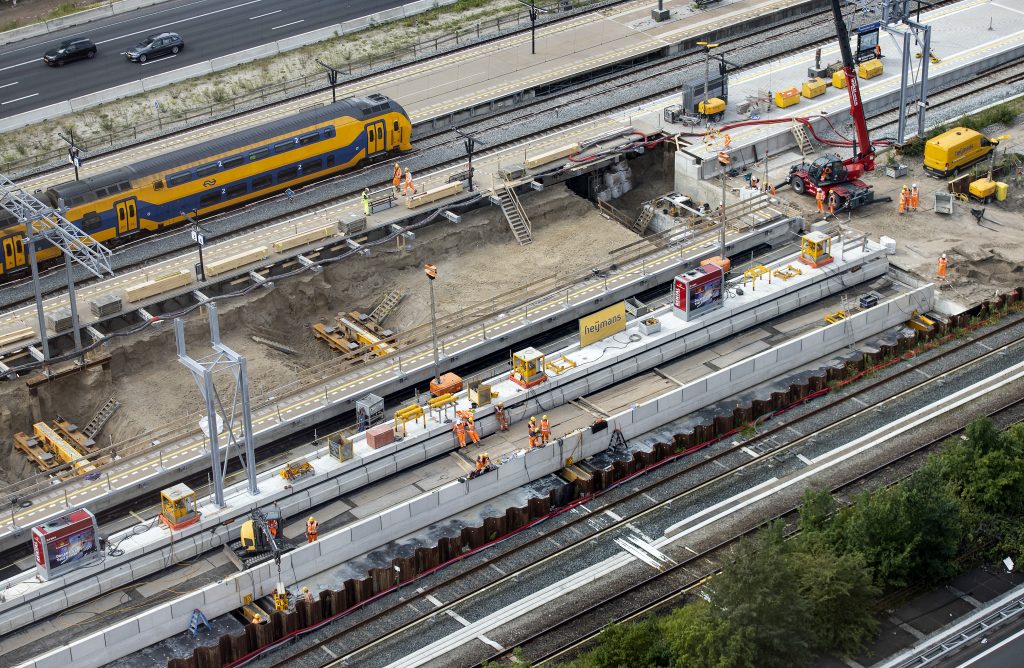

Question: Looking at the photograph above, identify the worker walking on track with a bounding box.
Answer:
[937,253,948,279]
[466,417,481,446]
[362,188,371,216]
[393,163,402,195]
[495,403,509,431]
[453,419,467,448]
[910,183,920,211]
[815,187,826,214]
[306,516,318,543]
[404,168,417,197]
[540,415,551,444]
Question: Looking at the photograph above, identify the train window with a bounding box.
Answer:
[167,172,191,187]
[322,127,335,139]
[199,191,222,208]
[94,187,108,198]
[377,127,383,141]
[71,196,86,205]
[274,139,297,153]
[252,174,273,190]
[221,155,245,170]
[194,163,219,178]
[277,166,298,181]
[81,212,102,232]
[325,154,335,167]
[300,159,322,173]
[298,132,320,146]
[249,147,270,162]
[118,182,131,192]
[393,120,399,131]
[225,183,248,198]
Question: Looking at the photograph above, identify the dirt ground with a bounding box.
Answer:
[0,185,637,484]
[0,0,98,30]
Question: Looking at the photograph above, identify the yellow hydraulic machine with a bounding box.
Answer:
[969,135,1011,203]
[510,347,547,389]
[159,483,201,531]
[798,231,834,268]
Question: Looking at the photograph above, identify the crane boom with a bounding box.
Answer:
[830,0,874,170]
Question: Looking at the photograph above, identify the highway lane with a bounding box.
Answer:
[0,0,405,117]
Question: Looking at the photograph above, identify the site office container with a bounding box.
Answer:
[923,127,998,177]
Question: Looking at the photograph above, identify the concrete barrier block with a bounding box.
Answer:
[70,81,144,112]
[104,618,141,646]
[407,493,439,518]
[403,0,432,15]
[65,577,101,602]
[729,358,755,382]
[635,401,659,421]
[394,445,426,469]
[375,7,406,22]
[321,528,351,551]
[289,545,316,568]
[423,439,452,459]
[45,5,113,31]
[496,465,529,487]
[0,22,50,47]
[753,348,778,371]
[142,62,214,92]
[436,482,465,505]
[705,372,728,395]
[211,42,279,71]
[137,603,172,632]
[69,632,107,662]
[364,458,397,481]
[0,101,73,133]
[682,379,706,402]
[342,16,371,33]
[382,502,412,526]
[350,516,382,541]
[170,591,205,619]
[276,25,339,52]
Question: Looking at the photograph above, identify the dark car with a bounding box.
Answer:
[125,32,184,63]
[42,38,97,67]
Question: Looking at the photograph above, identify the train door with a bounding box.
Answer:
[115,198,138,235]
[366,121,386,157]
[1,234,25,274]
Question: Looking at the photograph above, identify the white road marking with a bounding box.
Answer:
[0,81,18,89]
[140,55,177,65]
[604,509,621,521]
[0,60,35,73]
[95,0,264,46]
[797,453,813,466]
[272,19,305,30]
[249,9,282,19]
[1,93,38,105]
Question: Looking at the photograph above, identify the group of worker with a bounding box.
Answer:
[452,410,482,448]
[527,415,551,448]
[898,184,920,215]
[815,188,842,215]
[359,163,418,216]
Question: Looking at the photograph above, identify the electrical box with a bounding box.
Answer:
[857,58,883,80]
[832,70,848,89]
[774,87,800,108]
[327,433,354,462]
[160,483,201,531]
[32,509,102,580]
[355,393,384,431]
[672,264,725,322]
[801,78,827,99]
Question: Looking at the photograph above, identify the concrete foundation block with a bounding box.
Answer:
[349,516,382,542]
[381,503,411,526]
[729,358,755,382]
[137,604,172,632]
[33,646,72,667]
[104,618,141,646]
[170,592,205,619]
[68,632,106,662]
[69,81,144,111]
[436,482,465,505]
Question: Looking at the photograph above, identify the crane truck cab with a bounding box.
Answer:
[788,155,876,211]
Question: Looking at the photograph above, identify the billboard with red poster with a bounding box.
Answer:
[673,264,724,321]
[32,509,101,580]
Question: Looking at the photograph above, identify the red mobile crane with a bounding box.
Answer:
[788,0,877,211]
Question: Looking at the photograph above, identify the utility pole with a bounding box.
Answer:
[718,150,730,281]
[696,41,719,116]
[454,128,486,192]
[182,211,207,282]
[315,59,343,104]
[58,129,83,181]
[424,263,441,385]
[516,0,548,55]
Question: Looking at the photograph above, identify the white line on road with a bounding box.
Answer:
[96,0,264,46]
[1,93,38,105]
[249,9,282,19]
[0,81,18,89]
[140,54,178,66]
[0,60,35,73]
[272,19,305,30]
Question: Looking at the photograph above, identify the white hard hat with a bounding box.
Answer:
[912,183,917,188]
[942,254,947,259]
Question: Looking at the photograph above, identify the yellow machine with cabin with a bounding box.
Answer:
[510,347,547,389]
[798,231,833,269]
[159,483,201,531]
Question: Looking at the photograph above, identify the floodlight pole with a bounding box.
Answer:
[516,0,548,54]
[316,59,342,104]
[425,264,441,385]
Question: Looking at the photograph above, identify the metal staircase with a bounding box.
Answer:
[791,122,814,161]
[82,397,120,439]
[497,179,533,245]
[631,202,655,235]
[368,289,402,325]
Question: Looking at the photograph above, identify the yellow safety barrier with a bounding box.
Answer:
[824,310,847,324]
[123,269,192,303]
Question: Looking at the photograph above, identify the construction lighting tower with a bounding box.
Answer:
[697,41,719,113]
[0,174,113,363]
[424,263,441,385]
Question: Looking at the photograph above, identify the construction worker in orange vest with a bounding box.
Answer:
[898,186,908,215]
[528,416,538,448]
[937,253,948,279]
[910,183,920,211]
[750,175,759,190]
[306,516,318,543]
[404,168,416,196]
[475,452,490,472]
[453,419,467,448]
[252,613,263,625]
[495,403,509,431]
[828,190,838,215]
[815,187,826,213]
[874,43,882,59]
[465,417,481,446]
[393,163,402,195]
[540,415,551,444]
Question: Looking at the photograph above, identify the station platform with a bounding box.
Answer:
[673,0,1024,179]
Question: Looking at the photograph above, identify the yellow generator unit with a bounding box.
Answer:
[510,347,547,389]
[799,231,834,269]
[801,78,827,99]
[698,97,726,120]
[969,178,998,202]
[857,58,883,80]
[159,483,201,531]
[832,70,847,89]
[774,87,800,109]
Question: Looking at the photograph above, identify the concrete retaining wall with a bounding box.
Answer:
[16,281,934,668]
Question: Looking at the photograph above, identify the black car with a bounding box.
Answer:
[125,32,184,63]
[42,38,97,67]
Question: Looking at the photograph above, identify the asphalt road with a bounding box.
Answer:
[0,0,404,117]
[939,616,1024,668]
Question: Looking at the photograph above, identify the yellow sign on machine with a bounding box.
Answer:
[579,301,627,347]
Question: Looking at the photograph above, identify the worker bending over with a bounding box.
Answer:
[306,516,318,543]
[540,415,551,444]
[453,419,467,448]
[495,403,509,431]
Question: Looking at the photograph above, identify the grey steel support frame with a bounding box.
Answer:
[882,0,932,144]
[175,302,259,507]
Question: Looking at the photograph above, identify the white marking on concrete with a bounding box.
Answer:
[663,476,780,536]
[249,9,282,19]
[741,446,758,458]
[604,509,622,521]
[0,81,18,89]
[577,504,591,514]
[140,55,177,65]
[614,537,661,569]
[444,609,504,651]
[425,594,443,608]
[489,563,507,576]
[321,646,338,659]
[994,3,1024,16]
[797,453,813,466]
[272,19,305,30]
[1,93,36,105]
[628,535,675,564]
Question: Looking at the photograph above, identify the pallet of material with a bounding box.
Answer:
[525,142,581,169]
[123,269,193,303]
[204,246,269,277]
[312,323,359,353]
[46,307,72,333]
[0,327,34,347]
[406,182,463,209]
[271,224,336,253]
[89,293,123,318]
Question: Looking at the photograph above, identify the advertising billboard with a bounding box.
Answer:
[579,301,627,347]
[32,509,101,580]
[673,264,724,321]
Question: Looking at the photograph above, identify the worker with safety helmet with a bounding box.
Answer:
[495,403,509,431]
[540,415,551,444]
[306,516,318,543]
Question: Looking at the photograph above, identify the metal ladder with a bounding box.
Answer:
[497,179,533,245]
[368,289,402,325]
[631,202,655,235]
[82,397,120,439]
[791,122,814,161]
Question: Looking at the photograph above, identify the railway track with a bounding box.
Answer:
[237,310,1024,668]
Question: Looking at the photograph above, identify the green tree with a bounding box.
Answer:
[704,523,814,667]
[831,465,962,589]
[940,419,1024,517]
[568,617,671,668]
[798,486,836,534]
[662,600,754,668]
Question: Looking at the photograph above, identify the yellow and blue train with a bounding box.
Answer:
[0,93,412,279]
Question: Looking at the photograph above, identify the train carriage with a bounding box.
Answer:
[0,93,411,278]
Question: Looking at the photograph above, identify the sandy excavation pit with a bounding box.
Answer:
[0,185,638,485]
